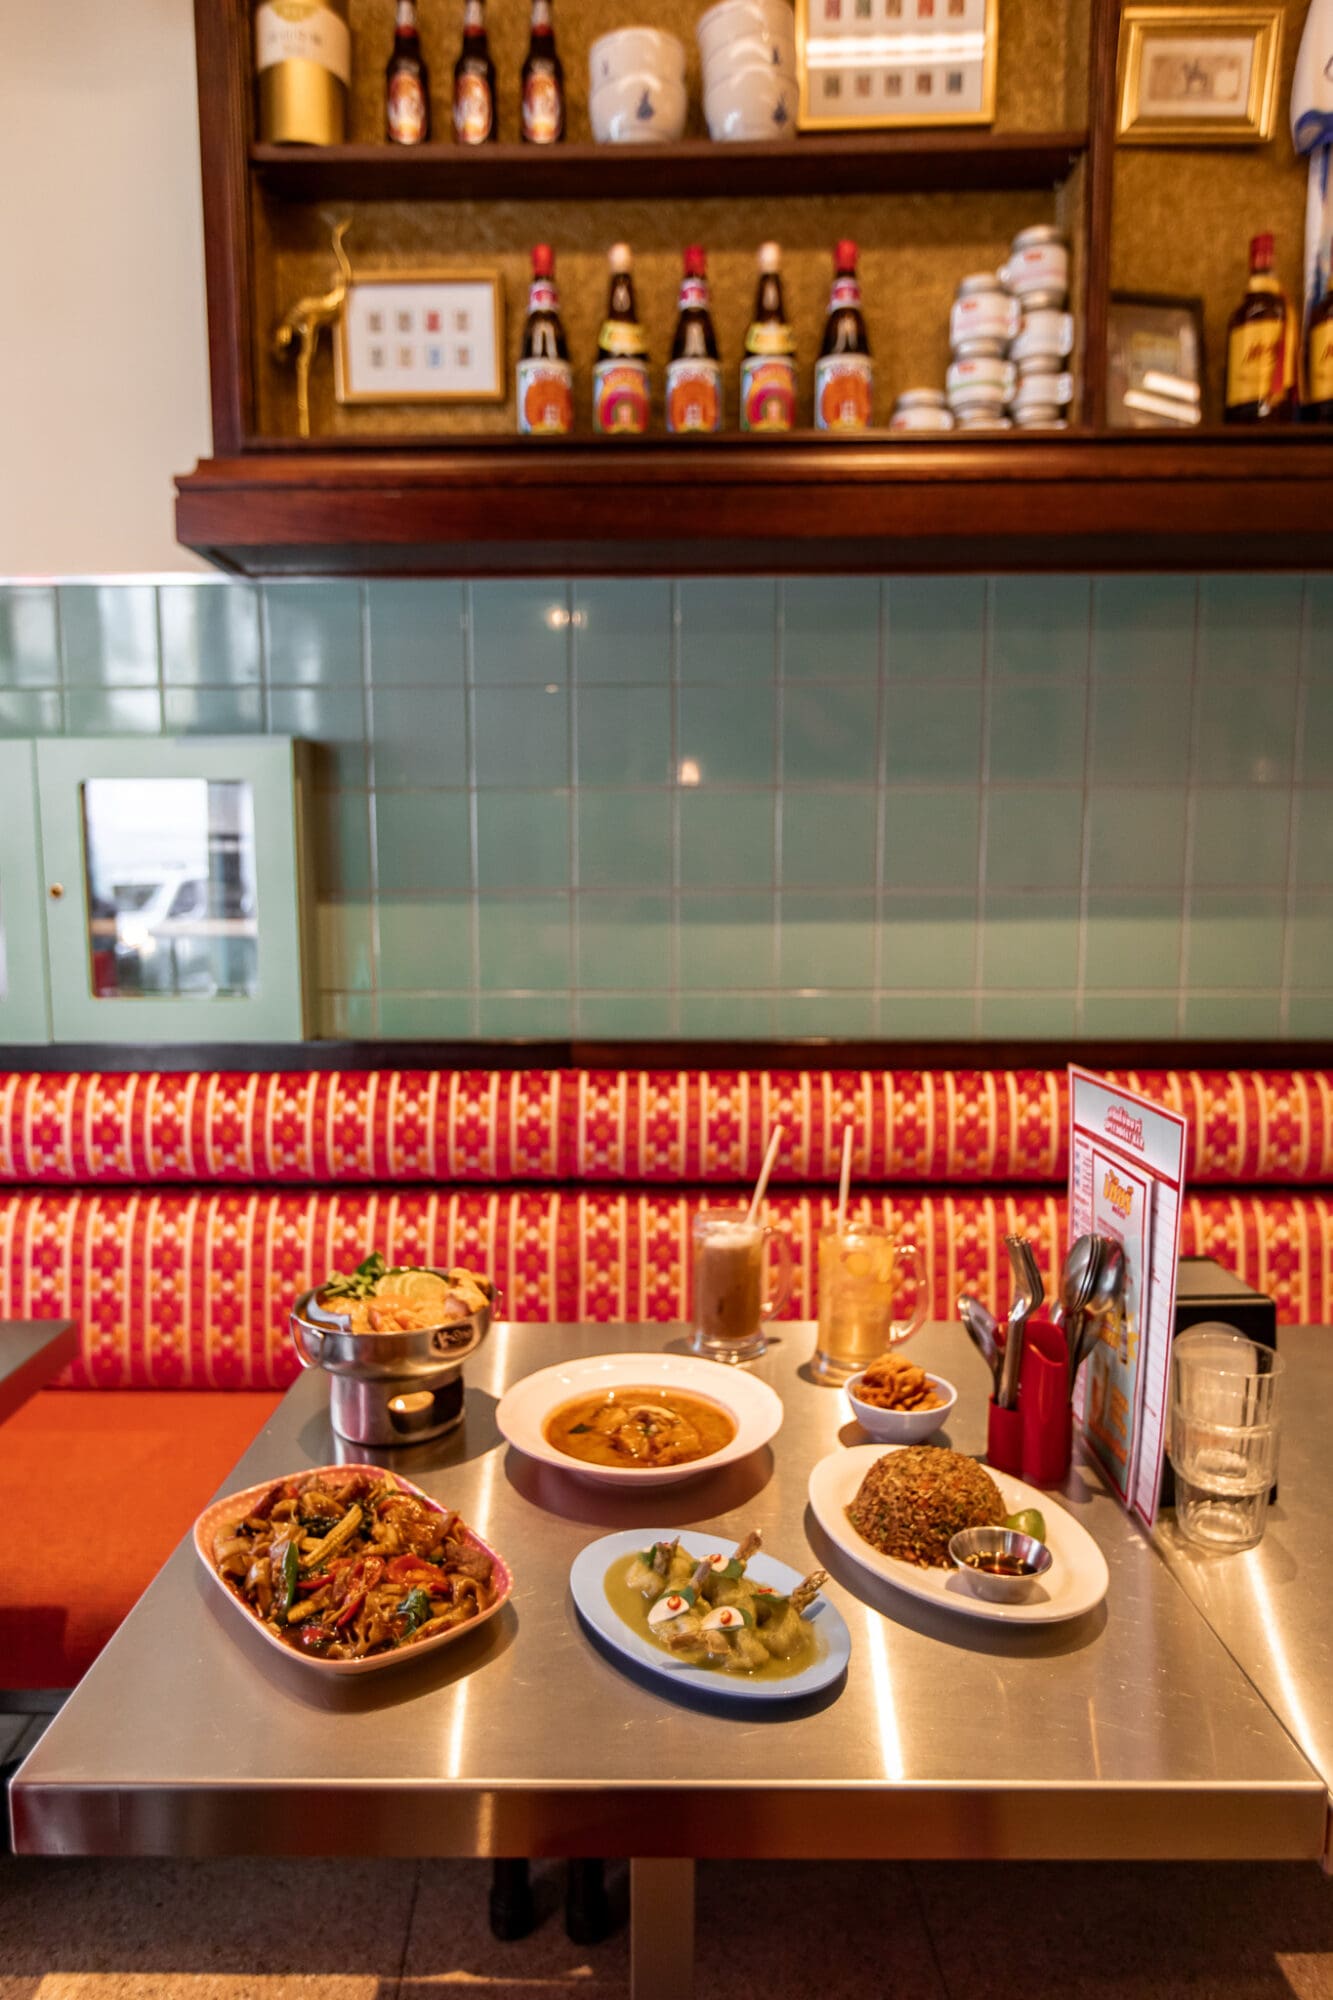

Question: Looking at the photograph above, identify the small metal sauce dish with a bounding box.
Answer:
[948,1525,1053,1602]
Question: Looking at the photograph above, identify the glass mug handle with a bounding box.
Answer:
[759,1225,794,1323]
[891,1243,928,1342]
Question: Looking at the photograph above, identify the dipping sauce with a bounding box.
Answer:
[963,1552,1039,1577]
[544,1387,736,1469]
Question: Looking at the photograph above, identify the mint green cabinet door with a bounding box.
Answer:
[37,738,309,1044]
[0,742,52,1044]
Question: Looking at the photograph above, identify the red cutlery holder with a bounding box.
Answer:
[1019,1316,1071,1487]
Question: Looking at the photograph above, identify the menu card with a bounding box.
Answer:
[1067,1067,1187,1529]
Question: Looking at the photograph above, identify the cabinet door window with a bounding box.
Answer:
[0,742,51,1043]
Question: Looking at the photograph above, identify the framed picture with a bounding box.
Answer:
[335,270,505,404]
[1107,292,1206,427]
[796,0,997,133]
[1115,6,1283,145]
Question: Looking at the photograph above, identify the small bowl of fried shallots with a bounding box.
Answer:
[846,1352,956,1445]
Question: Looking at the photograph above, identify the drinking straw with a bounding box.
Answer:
[835,1124,854,1232]
[747,1124,784,1225]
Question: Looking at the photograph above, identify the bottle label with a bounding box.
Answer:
[454,72,493,142]
[815,353,873,431]
[1310,322,1333,405]
[522,70,562,142]
[740,354,796,431]
[1226,323,1284,409]
[388,72,428,143]
[667,359,722,434]
[517,358,574,435]
[677,277,710,313]
[593,358,650,434]
[745,321,794,357]
[256,1,351,81]
[828,276,862,311]
[527,279,558,315]
[597,319,647,357]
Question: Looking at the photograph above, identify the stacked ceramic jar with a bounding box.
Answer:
[697,0,798,142]
[945,272,1019,431]
[1000,225,1074,430]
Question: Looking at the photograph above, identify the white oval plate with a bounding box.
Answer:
[808,1444,1109,1626]
[495,1350,783,1489]
[571,1528,849,1701]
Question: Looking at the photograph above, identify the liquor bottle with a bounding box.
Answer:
[593,243,650,435]
[739,241,796,432]
[815,239,873,433]
[667,246,722,435]
[1303,274,1333,424]
[453,0,497,144]
[385,0,430,145]
[521,0,565,144]
[517,244,574,435]
[255,0,350,145]
[1224,235,1295,425]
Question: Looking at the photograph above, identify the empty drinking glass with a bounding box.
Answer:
[1168,1324,1284,1552]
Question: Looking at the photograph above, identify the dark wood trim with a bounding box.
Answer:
[193,0,254,454]
[1081,0,1121,431]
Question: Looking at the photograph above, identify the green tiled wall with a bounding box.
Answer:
[1,574,1329,1042]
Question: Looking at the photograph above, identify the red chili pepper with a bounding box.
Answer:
[296,1572,332,1594]
[388,1554,439,1583]
[334,1589,366,1631]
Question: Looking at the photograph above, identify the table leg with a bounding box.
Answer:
[630,1858,694,2000]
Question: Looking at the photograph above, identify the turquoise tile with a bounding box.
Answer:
[678,892,775,989]
[372,685,468,788]
[471,580,570,684]
[1086,788,1188,889]
[984,789,1083,888]
[679,993,774,1036]
[880,892,976,989]
[59,584,159,687]
[1186,889,1285,988]
[1084,892,1182,990]
[379,991,475,1037]
[376,791,472,893]
[990,575,1091,679]
[1191,788,1290,886]
[0,691,60,736]
[1287,993,1333,1036]
[677,684,775,785]
[1091,576,1196,682]
[263,582,362,686]
[1294,791,1333,887]
[162,687,264,733]
[577,892,671,990]
[479,992,573,1036]
[882,787,980,890]
[64,689,161,734]
[314,901,374,991]
[1298,683,1333,782]
[876,993,976,1036]
[1304,577,1333,681]
[578,684,671,785]
[1289,893,1333,988]
[367,581,464,684]
[319,991,376,1037]
[781,685,880,787]
[980,892,1079,989]
[477,790,571,889]
[574,580,670,682]
[310,790,372,898]
[1090,676,1192,785]
[473,684,569,788]
[1182,993,1283,1037]
[780,790,877,887]
[979,993,1078,1037]
[1080,994,1181,1037]
[773,992,875,1036]
[679,789,774,886]
[160,584,261,686]
[1199,575,1303,680]
[377,897,476,988]
[989,681,1085,784]
[778,891,875,987]
[267,686,366,786]
[884,683,982,784]
[0,587,59,687]
[885,577,985,680]
[578,791,672,889]
[1195,679,1297,785]
[782,578,880,681]
[678,579,777,683]
[477,894,572,990]
[576,992,675,1037]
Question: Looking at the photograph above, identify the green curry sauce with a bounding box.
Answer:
[603,1561,820,1682]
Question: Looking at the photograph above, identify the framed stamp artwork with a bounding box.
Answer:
[334,269,505,404]
[796,0,997,132]
[1107,292,1206,427]
[1116,6,1283,145]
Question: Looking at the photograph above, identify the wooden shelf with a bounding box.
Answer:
[250,129,1088,203]
[176,432,1333,577]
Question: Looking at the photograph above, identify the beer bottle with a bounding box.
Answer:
[814,239,874,433]
[453,0,496,145]
[667,246,722,435]
[1302,273,1333,424]
[740,241,796,432]
[516,244,574,435]
[385,0,430,145]
[1224,234,1295,424]
[521,0,565,144]
[593,243,650,436]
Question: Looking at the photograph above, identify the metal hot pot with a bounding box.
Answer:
[290,1279,494,1447]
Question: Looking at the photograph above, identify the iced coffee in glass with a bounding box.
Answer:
[813,1221,926,1383]
[690,1207,793,1363]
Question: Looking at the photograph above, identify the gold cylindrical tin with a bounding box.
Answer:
[254,0,351,146]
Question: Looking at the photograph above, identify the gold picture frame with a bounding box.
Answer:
[334,268,505,405]
[1116,6,1283,145]
[796,0,997,133]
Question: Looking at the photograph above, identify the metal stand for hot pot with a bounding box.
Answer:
[289,1280,495,1446]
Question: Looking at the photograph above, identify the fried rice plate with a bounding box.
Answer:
[846,1445,1005,1568]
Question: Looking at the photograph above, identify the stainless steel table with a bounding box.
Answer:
[0,1320,77,1427]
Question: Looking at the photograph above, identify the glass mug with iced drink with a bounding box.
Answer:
[813,1220,927,1383]
[690,1208,793,1363]
[1168,1324,1283,1552]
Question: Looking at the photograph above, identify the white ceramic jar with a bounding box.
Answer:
[1010,308,1075,372]
[949,275,1021,359]
[954,413,1014,431]
[946,354,1015,415]
[889,390,955,433]
[1010,370,1074,424]
[998,226,1069,310]
[696,0,795,66]
[589,26,687,85]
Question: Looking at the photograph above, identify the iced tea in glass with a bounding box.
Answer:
[813,1222,926,1383]
[690,1207,793,1363]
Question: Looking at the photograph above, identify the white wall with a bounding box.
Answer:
[0,0,211,575]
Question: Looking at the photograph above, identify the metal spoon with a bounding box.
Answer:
[957,1292,1001,1391]
[998,1237,1037,1410]
[1059,1234,1101,1397]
